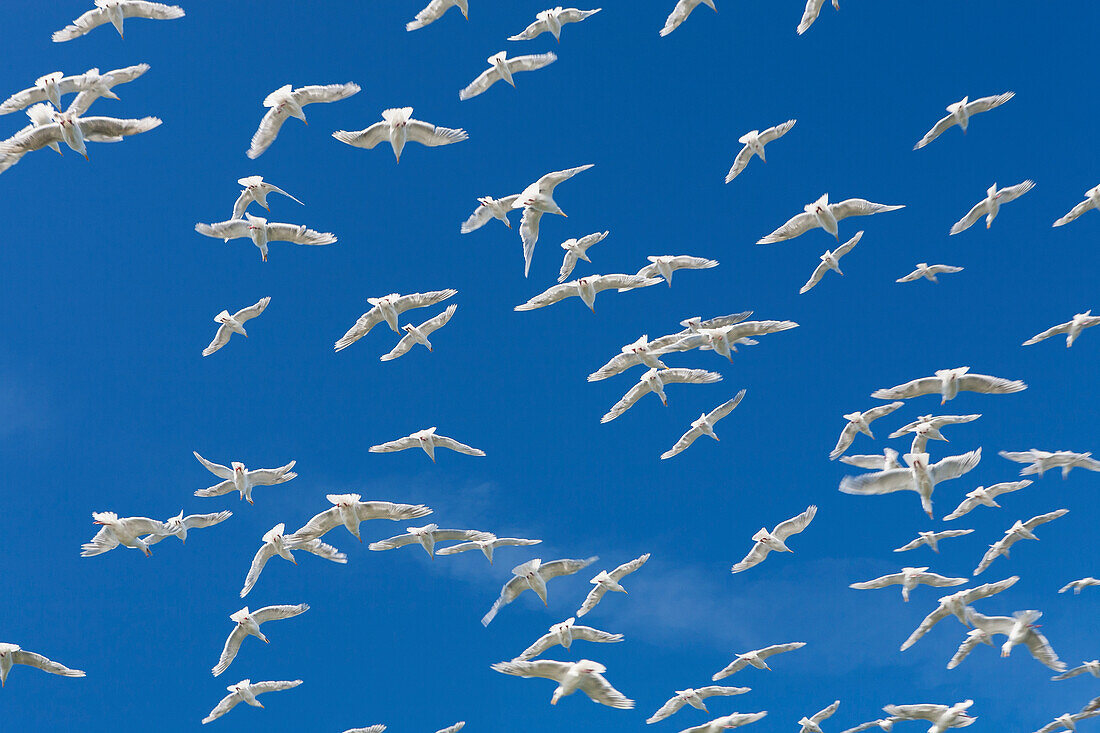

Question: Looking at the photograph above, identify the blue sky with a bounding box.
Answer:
[1,0,1098,730]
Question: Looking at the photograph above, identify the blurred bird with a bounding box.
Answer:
[660,0,717,37]
[899,576,1020,651]
[897,263,964,284]
[894,530,974,554]
[379,305,457,362]
[81,511,166,557]
[369,524,493,558]
[143,510,233,546]
[436,534,542,564]
[482,556,597,625]
[839,449,982,519]
[559,231,610,282]
[406,0,468,31]
[231,176,303,221]
[491,659,634,708]
[240,523,347,598]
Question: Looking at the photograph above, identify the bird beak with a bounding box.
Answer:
[290,557,298,565]
[247,498,254,505]
[82,152,89,161]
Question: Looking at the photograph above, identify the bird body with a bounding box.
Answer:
[232,176,304,221]
[1024,311,1100,347]
[883,700,976,733]
[514,617,624,661]
[369,523,492,558]
[964,609,1065,671]
[460,52,558,100]
[193,452,297,504]
[602,368,722,423]
[559,231,610,282]
[999,449,1100,478]
[1,64,150,116]
[517,274,662,312]
[380,305,457,361]
[943,481,1031,521]
[203,297,270,356]
[726,120,796,183]
[81,511,166,557]
[830,401,904,460]
[1059,578,1100,595]
[195,214,336,262]
[625,255,719,288]
[950,181,1035,234]
[800,701,841,733]
[731,505,816,573]
[247,82,360,158]
[801,231,862,293]
[212,604,310,677]
[436,534,542,564]
[0,110,161,173]
[577,553,649,616]
[240,523,347,597]
[646,686,752,724]
[510,164,594,275]
[143,510,233,545]
[758,195,904,244]
[871,367,1026,404]
[461,195,521,233]
[1053,186,1100,227]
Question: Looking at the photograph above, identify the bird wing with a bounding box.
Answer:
[334,307,384,352]
[962,576,1020,603]
[930,449,982,484]
[369,436,420,453]
[841,455,890,469]
[999,449,1046,463]
[850,573,905,590]
[707,391,747,423]
[515,630,559,661]
[913,572,968,588]
[973,539,1011,576]
[812,701,842,724]
[871,377,942,400]
[950,199,988,235]
[663,255,719,271]
[760,642,806,658]
[864,401,905,421]
[927,265,964,275]
[298,539,347,563]
[241,543,277,598]
[252,679,304,695]
[559,249,580,283]
[1023,509,1069,531]
[202,323,234,357]
[81,526,120,556]
[831,422,860,460]
[894,537,926,552]
[182,510,233,530]
[247,461,297,485]
[588,351,641,381]
[660,0,700,36]
[231,296,271,323]
[394,289,458,314]
[1024,629,1066,671]
[417,304,458,337]
[406,120,468,146]
[900,604,952,650]
[286,507,342,542]
[202,692,242,724]
[247,106,290,159]
[1023,321,1073,345]
[647,695,687,723]
[406,0,457,30]
[519,208,544,276]
[577,585,608,617]
[660,368,723,386]
[121,2,185,20]
[599,273,662,292]
[957,373,1027,394]
[462,203,496,233]
[661,425,704,460]
[797,0,828,34]
[773,505,817,540]
[253,603,310,624]
[0,86,47,115]
[434,436,485,456]
[840,468,915,495]
[730,542,770,573]
[914,114,956,150]
[264,222,337,245]
[435,723,465,733]
[380,333,418,362]
[577,671,635,709]
[492,659,571,680]
[946,632,986,669]
[801,260,831,294]
[356,501,432,522]
[831,199,905,221]
[509,17,549,40]
[211,625,248,676]
[1053,200,1095,227]
[294,83,360,106]
[1052,665,1088,680]
[460,67,503,100]
[482,576,529,625]
[757,211,817,244]
[0,123,63,155]
[536,163,595,191]
[508,53,558,73]
[515,282,577,311]
[195,219,251,241]
[231,190,253,221]
[332,121,389,149]
[561,8,602,23]
[601,381,653,423]
[52,6,112,41]
[194,479,235,498]
[11,650,84,677]
[966,91,1015,114]
[368,532,419,552]
[884,705,947,722]
[725,145,755,183]
[573,626,624,645]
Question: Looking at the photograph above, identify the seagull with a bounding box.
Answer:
[247,82,360,159]
[799,701,841,733]
[681,713,770,733]
[646,686,752,724]
[849,567,968,603]
[1053,660,1100,680]
[231,176,304,221]
[914,93,1015,149]
[559,231,610,282]
[999,450,1100,478]
[334,289,458,352]
[516,274,662,312]
[212,604,310,677]
[839,449,982,519]
[0,644,84,687]
[143,510,233,546]
[871,367,1027,403]
[380,305,457,362]
[882,700,976,733]
[800,231,862,294]
[511,164,595,276]
[659,0,716,37]
[369,427,484,462]
[195,214,336,262]
[436,534,542,564]
[577,553,649,616]
[406,0,468,31]
[202,297,270,357]
[661,390,746,460]
[725,120,796,183]
[894,530,974,554]
[369,524,493,558]
[461,195,521,233]
[797,0,839,34]
[6,103,64,155]
[286,494,433,544]
[946,627,995,670]
[667,319,799,361]
[514,617,624,661]
[757,195,904,244]
[192,452,297,504]
[344,727,386,733]
[1053,185,1100,227]
[896,263,964,284]
[888,414,981,453]
[509,7,602,41]
[601,368,722,423]
[622,255,719,288]
[943,481,1032,521]
[0,64,150,115]
[333,107,467,162]
[481,556,597,625]
[950,181,1035,235]
[829,402,905,460]
[731,505,816,574]
[433,725,465,733]
[899,576,1020,651]
[1033,709,1100,733]
[492,659,634,708]
[964,609,1065,671]
[1023,311,1100,347]
[841,448,902,471]
[53,1,184,42]
[1059,578,1100,595]
[240,523,347,598]
[81,511,166,557]
[712,642,806,680]
[0,111,161,173]
[460,52,558,100]
[202,679,302,725]
[840,720,899,733]
[973,509,1070,576]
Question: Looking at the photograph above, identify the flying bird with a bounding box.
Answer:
[0,644,84,687]
[896,263,964,284]
[240,523,347,598]
[725,120,796,183]
[406,0,468,31]
[333,107,467,162]
[195,214,336,262]
[712,642,806,679]
[841,448,902,471]
[81,512,166,557]
[667,319,799,361]
[660,0,717,37]
[247,82,360,159]
[973,509,1069,576]
[202,679,302,725]
[829,402,905,460]
[510,164,595,276]
[871,367,1027,403]
[380,305,457,362]
[964,609,1065,671]
[334,289,457,352]
[646,686,751,724]
[53,1,184,42]
[577,553,649,616]
[839,449,982,519]
[370,427,484,462]
[758,195,904,244]
[681,713,770,733]
[849,567,968,603]
[950,181,1035,235]
[369,524,493,558]
[436,534,542,564]
[492,659,634,708]
[0,64,150,115]
[914,93,1015,149]
[460,52,558,100]
[731,505,816,573]
[0,110,161,172]
[1052,660,1100,680]
[286,494,432,544]
[212,604,310,677]
[661,390,746,460]
[840,720,899,733]
[888,414,980,453]
[1023,311,1100,347]
[588,328,721,382]
[461,195,521,234]
[945,627,995,670]
[601,368,722,423]
[202,297,270,357]
[509,7,602,41]
[1032,709,1100,733]
[797,0,839,34]
[623,255,719,288]
[999,450,1100,478]
[894,530,974,554]
[943,481,1032,521]
[143,510,233,546]
[482,556,598,626]
[1059,578,1100,595]
[800,231,862,294]
[192,452,297,504]
[882,700,976,733]
[517,274,662,312]
[231,176,304,221]
[559,231,610,282]
[5,103,64,155]
[899,576,1020,651]
[799,701,841,733]
[1053,185,1100,227]
[514,617,623,662]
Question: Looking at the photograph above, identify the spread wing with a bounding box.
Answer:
[406,0,461,30]
[482,575,529,626]
[831,422,860,460]
[334,307,384,352]
[831,198,905,221]
[232,297,270,323]
[515,630,560,661]
[900,604,953,650]
[509,17,550,40]
[801,260,831,294]
[492,659,570,680]
[509,53,558,74]
[660,0,705,37]
[394,289,458,314]
[515,282,577,311]
[797,0,828,34]
[725,145,755,183]
[577,671,635,709]
[182,511,233,530]
[1023,321,1073,345]
[332,122,389,149]
[294,83,360,106]
[247,461,297,485]
[460,68,503,100]
[871,377,942,400]
[202,692,242,724]
[1023,509,1069,531]
[203,323,234,357]
[761,119,797,143]
[1053,199,1096,227]
[241,543,277,598]
[647,695,688,723]
[957,373,1027,395]
[195,219,251,241]
[946,631,988,669]
[757,211,817,244]
[914,113,956,150]
[997,179,1035,204]
[52,7,112,41]
[966,91,1015,114]
[601,380,654,423]
[840,468,915,495]
[406,120,468,146]
[519,207,544,276]
[434,435,485,456]
[661,425,704,460]
[773,505,817,540]
[1024,629,1066,671]
[253,603,310,624]
[251,679,303,695]
[11,650,85,677]
[540,556,599,580]
[812,701,842,724]
[730,542,770,574]
[0,86,48,115]
[211,625,248,676]
[369,436,420,453]
[247,106,290,159]
[286,507,342,542]
[264,222,337,245]
[950,199,987,235]
[930,449,982,484]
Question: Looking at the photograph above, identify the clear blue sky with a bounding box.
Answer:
[1,1,1098,731]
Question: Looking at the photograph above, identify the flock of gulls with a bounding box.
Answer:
[2,2,1097,733]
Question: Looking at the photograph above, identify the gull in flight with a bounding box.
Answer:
[849,567,967,603]
[896,263,964,284]
[202,297,270,357]
[839,449,982,519]
[681,713,770,733]
[212,604,310,677]
[231,176,303,221]
[460,52,558,101]
[143,510,233,546]
[436,534,542,564]
[899,576,1020,651]
[829,401,905,460]
[287,494,432,544]
[577,553,650,616]
[914,92,1015,150]
[246,82,360,159]
[0,110,161,173]
[406,0,468,31]
[195,214,336,262]
[53,1,184,42]
[949,180,1035,235]
[668,319,799,361]
[587,315,751,381]
[1023,311,1100,347]
[894,530,974,554]
[712,642,806,679]
[662,390,746,460]
[840,720,900,733]
[511,164,594,276]
[797,0,839,34]
[1053,660,1100,679]
[973,509,1069,576]
[509,8,602,41]
[646,686,751,724]
[461,195,520,233]
[943,481,1031,521]
[492,659,634,709]
[725,120,796,183]
[369,524,493,558]
[516,274,662,312]
[882,700,976,733]
[800,231,862,294]
[0,644,84,686]
[841,447,902,471]
[333,107,467,162]
[334,289,457,352]
[999,449,1100,478]
[871,367,1027,404]
[380,305,457,362]
[81,511,166,557]
[1053,185,1100,227]
[1032,708,1100,733]
[946,627,996,669]
[370,427,484,462]
[482,556,597,626]
[558,231,610,282]
[601,368,722,423]
[660,0,716,37]
[731,505,816,574]
[799,701,841,733]
[1059,578,1100,595]
[0,64,150,115]
[240,523,347,598]
[193,452,297,504]
[514,617,624,662]
[964,609,1065,671]
[757,195,904,244]
[202,679,302,725]
[888,414,981,454]
[622,255,719,288]
[4,103,64,155]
